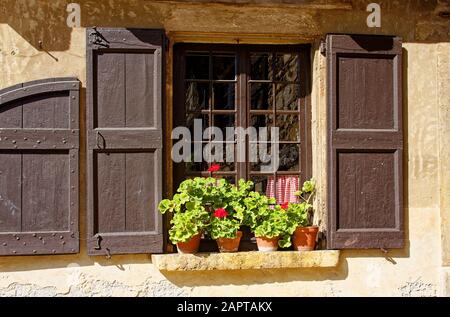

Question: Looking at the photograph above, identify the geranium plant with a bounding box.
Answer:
[207,179,253,252]
[209,207,241,240]
[243,191,291,249]
[287,178,316,228]
[285,178,318,251]
[157,176,226,251]
[158,163,254,252]
[253,204,292,248]
[164,202,209,244]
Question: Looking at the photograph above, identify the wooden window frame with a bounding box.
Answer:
[173,43,312,251]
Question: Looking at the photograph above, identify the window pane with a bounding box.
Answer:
[249,115,274,141]
[186,54,209,79]
[250,53,270,80]
[185,82,209,111]
[250,83,273,110]
[187,113,209,136]
[250,144,275,172]
[186,150,208,173]
[203,142,235,171]
[219,175,236,185]
[276,84,299,110]
[213,55,236,80]
[250,175,272,196]
[274,54,299,82]
[276,115,299,141]
[279,144,300,172]
[213,115,235,137]
[213,83,235,110]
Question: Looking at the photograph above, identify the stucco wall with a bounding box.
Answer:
[0,0,449,296]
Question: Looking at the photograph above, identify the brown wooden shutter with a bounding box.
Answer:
[86,28,165,255]
[326,34,404,249]
[0,78,80,255]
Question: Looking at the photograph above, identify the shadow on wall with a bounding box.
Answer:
[0,0,448,54]
[0,252,153,273]
[160,259,349,287]
[0,0,166,52]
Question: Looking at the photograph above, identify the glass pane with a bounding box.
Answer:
[186,148,208,173]
[276,84,299,111]
[279,144,300,172]
[274,54,299,82]
[250,53,270,80]
[202,142,235,171]
[276,115,299,141]
[185,82,209,111]
[250,175,272,196]
[213,115,235,137]
[250,144,276,172]
[215,175,236,185]
[213,55,236,80]
[251,83,273,110]
[224,176,236,185]
[249,115,274,141]
[186,54,209,79]
[187,113,209,137]
[213,83,235,110]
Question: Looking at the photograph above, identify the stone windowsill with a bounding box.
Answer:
[152,250,340,271]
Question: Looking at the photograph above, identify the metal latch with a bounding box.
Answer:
[94,234,102,250]
[96,131,105,149]
[88,27,110,48]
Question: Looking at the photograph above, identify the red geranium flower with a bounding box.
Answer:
[280,202,289,210]
[207,164,221,173]
[214,208,228,218]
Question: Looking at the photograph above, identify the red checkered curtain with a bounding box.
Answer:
[266,176,300,203]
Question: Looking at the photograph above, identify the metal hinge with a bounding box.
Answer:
[88,27,110,48]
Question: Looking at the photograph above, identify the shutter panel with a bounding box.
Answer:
[0,78,80,255]
[326,34,404,249]
[86,28,165,255]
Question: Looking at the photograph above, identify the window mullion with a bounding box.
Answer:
[237,46,248,182]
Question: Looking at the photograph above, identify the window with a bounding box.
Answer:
[174,44,311,204]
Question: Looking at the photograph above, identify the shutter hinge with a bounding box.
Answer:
[88,27,109,48]
[94,234,102,250]
[320,40,326,56]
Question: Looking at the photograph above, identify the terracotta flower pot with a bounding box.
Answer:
[216,231,243,252]
[256,236,280,252]
[176,232,202,254]
[293,226,319,251]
